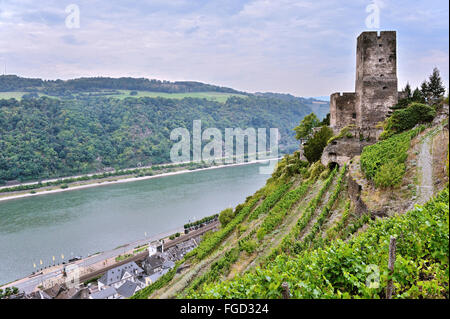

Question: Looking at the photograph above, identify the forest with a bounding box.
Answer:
[0,75,244,96]
[0,94,322,183]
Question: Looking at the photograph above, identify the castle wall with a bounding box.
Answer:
[321,31,401,168]
[330,92,356,131]
[355,31,398,129]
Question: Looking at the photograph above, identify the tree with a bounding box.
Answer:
[420,81,430,103]
[412,88,424,103]
[303,126,333,163]
[427,67,446,103]
[404,82,412,99]
[320,113,330,126]
[293,113,320,140]
[219,208,234,226]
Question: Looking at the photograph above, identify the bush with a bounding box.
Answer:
[319,167,330,180]
[381,103,435,139]
[327,125,356,145]
[219,208,234,226]
[304,126,333,163]
[308,161,325,181]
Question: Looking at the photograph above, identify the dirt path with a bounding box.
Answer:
[416,134,434,205]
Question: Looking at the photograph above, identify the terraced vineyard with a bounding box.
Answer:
[132,123,449,299]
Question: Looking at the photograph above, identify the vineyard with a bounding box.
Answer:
[132,121,449,299]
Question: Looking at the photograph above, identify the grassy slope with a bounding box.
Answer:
[132,123,449,299]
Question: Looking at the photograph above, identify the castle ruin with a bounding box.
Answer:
[322,31,405,167]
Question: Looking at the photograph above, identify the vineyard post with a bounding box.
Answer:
[281,282,290,299]
[386,236,396,299]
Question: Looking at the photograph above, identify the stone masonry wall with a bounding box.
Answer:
[355,31,398,129]
[330,92,356,131]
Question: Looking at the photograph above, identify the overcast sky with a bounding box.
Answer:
[0,0,448,96]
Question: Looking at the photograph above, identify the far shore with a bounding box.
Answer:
[0,158,279,203]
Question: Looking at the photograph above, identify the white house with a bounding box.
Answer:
[97,261,144,291]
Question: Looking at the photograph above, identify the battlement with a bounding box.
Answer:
[331,92,356,98]
[357,30,396,41]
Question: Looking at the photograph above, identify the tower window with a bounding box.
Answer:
[382,86,387,90]
[352,113,357,119]
[379,44,383,47]
[379,58,384,62]
[380,74,384,77]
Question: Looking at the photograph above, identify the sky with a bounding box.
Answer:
[0,0,448,96]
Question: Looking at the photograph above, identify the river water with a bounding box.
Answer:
[0,162,272,285]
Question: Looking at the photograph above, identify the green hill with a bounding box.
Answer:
[131,117,449,299]
[0,93,324,183]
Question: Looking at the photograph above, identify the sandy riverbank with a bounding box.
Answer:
[0,158,278,203]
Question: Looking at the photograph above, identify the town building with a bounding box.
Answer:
[97,261,145,291]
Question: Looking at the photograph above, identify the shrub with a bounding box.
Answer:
[319,167,330,180]
[304,126,333,163]
[308,161,325,181]
[381,103,435,139]
[327,125,356,145]
[219,208,234,226]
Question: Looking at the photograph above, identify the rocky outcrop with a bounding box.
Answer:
[347,166,368,216]
[321,127,375,168]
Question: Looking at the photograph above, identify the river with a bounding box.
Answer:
[0,161,273,285]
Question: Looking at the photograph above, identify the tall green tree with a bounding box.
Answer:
[404,82,412,99]
[420,80,430,103]
[427,67,446,103]
[412,88,424,103]
[293,113,320,140]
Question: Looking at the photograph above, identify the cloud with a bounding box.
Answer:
[0,0,448,96]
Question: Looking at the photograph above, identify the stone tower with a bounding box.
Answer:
[355,31,398,130]
[330,31,400,133]
[323,31,403,167]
